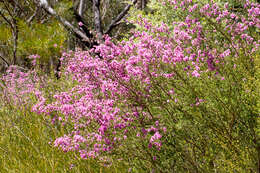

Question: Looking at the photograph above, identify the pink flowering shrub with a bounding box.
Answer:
[1,0,259,172]
[0,63,46,109]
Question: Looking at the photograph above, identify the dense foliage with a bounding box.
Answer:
[0,0,259,172]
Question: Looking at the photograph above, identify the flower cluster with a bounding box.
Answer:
[0,65,45,109]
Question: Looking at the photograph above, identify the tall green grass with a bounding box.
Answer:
[0,107,127,173]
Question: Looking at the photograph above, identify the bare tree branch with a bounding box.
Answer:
[12,18,18,65]
[0,52,10,66]
[24,0,34,11]
[93,0,103,42]
[26,7,39,24]
[37,0,138,50]
[104,0,137,35]
[12,0,27,17]
[1,0,13,19]
[37,0,91,43]
[0,2,19,65]
[141,0,145,10]
[78,0,85,16]
[0,10,14,29]
[39,13,49,24]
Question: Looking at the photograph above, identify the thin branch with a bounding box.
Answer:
[0,52,10,66]
[0,10,14,29]
[73,11,94,39]
[12,0,27,17]
[141,0,145,10]
[39,13,48,24]
[104,0,137,35]
[0,2,19,65]
[24,0,34,11]
[2,0,13,19]
[78,0,85,16]
[26,7,39,24]
[37,0,91,43]
[12,18,18,65]
[93,0,103,42]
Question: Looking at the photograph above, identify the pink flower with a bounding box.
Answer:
[150,132,162,143]
[78,22,83,26]
[192,70,200,77]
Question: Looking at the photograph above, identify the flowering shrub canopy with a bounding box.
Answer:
[1,0,259,172]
